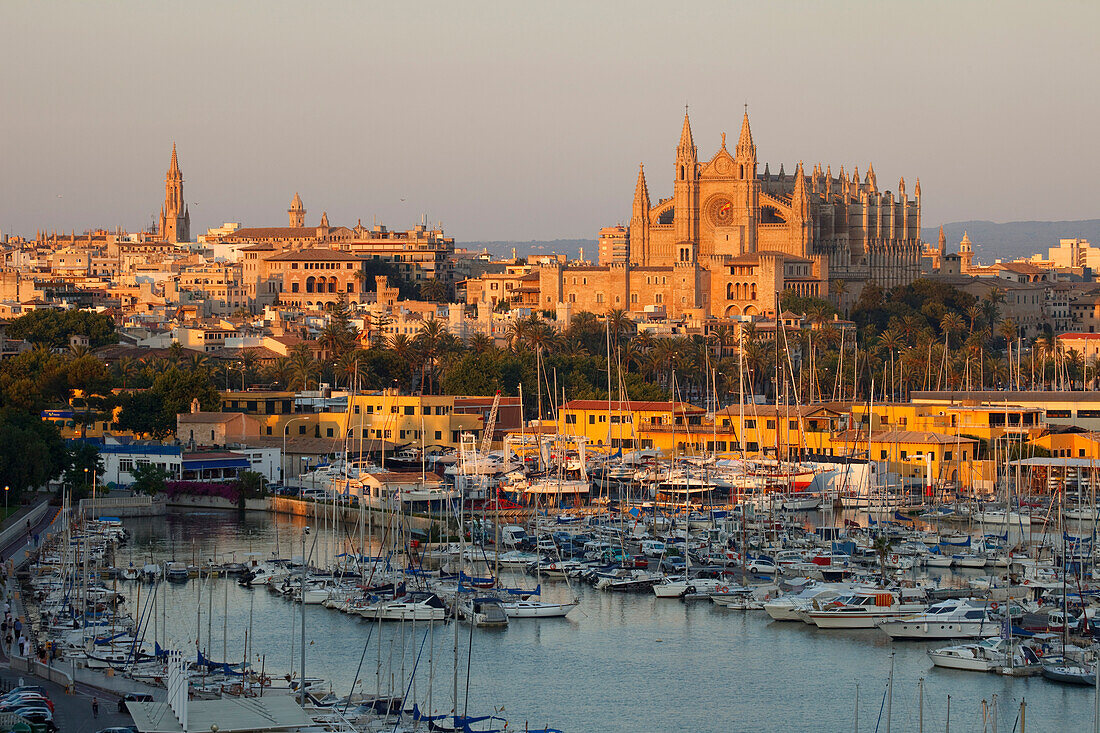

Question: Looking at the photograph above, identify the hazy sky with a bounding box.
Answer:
[2,1,1097,243]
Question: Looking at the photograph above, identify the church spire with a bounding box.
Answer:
[937,225,946,251]
[633,163,650,209]
[792,161,808,207]
[733,108,756,180]
[914,178,921,199]
[289,192,306,227]
[678,111,695,156]
[168,142,180,179]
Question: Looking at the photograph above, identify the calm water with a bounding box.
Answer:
[116,509,1095,732]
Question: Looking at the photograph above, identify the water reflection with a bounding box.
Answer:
[118,509,1091,731]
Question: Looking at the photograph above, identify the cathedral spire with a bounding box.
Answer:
[168,143,180,179]
[289,192,306,227]
[320,210,329,228]
[914,178,921,199]
[736,109,754,154]
[792,161,808,205]
[937,225,946,251]
[633,163,650,209]
[678,111,695,156]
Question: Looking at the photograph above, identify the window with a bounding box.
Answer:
[631,293,638,304]
[944,451,953,461]
[435,430,442,440]
[789,420,797,430]
[326,428,334,437]
[423,406,431,415]
[880,450,888,459]
[745,419,755,429]
[747,442,759,452]
[120,460,135,473]
[766,420,775,429]
[1047,409,1071,418]
[404,406,414,415]
[589,415,595,425]
[299,425,306,435]
[565,414,577,424]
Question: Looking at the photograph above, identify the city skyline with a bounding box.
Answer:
[2,1,1097,241]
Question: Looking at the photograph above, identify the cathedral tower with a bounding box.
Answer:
[158,143,190,243]
[289,192,306,227]
[672,112,699,258]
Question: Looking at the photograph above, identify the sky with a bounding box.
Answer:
[1,1,1097,243]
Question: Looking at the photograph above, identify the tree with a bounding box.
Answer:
[63,441,103,502]
[7,309,117,349]
[235,471,267,507]
[0,408,67,500]
[289,344,319,391]
[418,280,449,303]
[873,533,895,584]
[130,461,171,495]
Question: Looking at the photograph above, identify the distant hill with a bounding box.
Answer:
[457,239,597,260]
[922,220,1100,263]
[462,221,1100,266]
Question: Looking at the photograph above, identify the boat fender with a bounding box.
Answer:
[717,585,729,594]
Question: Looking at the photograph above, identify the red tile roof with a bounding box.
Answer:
[562,400,703,412]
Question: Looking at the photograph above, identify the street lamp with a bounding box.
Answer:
[282,417,310,489]
[3,486,8,519]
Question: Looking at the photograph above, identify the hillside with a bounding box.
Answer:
[922,220,1100,263]
[460,221,1100,266]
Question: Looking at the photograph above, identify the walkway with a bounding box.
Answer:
[0,666,132,733]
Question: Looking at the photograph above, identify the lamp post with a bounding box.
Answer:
[3,486,7,520]
[282,418,310,489]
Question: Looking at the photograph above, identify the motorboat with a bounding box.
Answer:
[459,596,509,627]
[1041,660,1097,685]
[806,591,920,629]
[652,576,725,599]
[498,599,577,618]
[358,592,448,621]
[928,636,1041,673]
[877,599,1001,640]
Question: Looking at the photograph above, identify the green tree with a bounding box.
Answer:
[63,441,103,502]
[7,309,117,349]
[130,461,171,495]
[0,408,68,500]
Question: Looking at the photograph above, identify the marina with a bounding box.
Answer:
[17,497,1100,731]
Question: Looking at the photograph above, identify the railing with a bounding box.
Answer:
[79,495,153,513]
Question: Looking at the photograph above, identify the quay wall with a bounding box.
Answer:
[80,495,166,518]
[8,655,73,689]
[0,501,51,552]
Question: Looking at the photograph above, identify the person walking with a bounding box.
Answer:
[91,697,99,718]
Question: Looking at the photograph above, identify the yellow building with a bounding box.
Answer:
[246,392,520,451]
[557,400,705,449]
[1030,430,1100,460]
[831,429,979,489]
[640,404,848,458]
[850,402,1044,443]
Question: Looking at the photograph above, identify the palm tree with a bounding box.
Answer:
[114,356,138,388]
[966,303,984,336]
[831,279,849,315]
[606,309,635,346]
[467,332,494,355]
[939,312,965,347]
[289,343,318,391]
[873,534,895,583]
[336,348,365,391]
[415,320,447,394]
[264,357,293,389]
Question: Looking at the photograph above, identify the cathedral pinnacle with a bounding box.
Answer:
[914,178,921,198]
[168,143,180,178]
[937,225,946,250]
[677,112,696,159]
[633,163,650,207]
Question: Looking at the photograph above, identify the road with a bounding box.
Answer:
[0,666,133,733]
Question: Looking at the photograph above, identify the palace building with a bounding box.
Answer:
[542,111,924,319]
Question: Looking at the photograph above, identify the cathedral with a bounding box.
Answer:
[540,111,924,319]
[158,143,190,243]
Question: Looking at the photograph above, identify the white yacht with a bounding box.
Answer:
[806,590,921,629]
[928,636,1041,673]
[877,599,1001,640]
[358,592,449,621]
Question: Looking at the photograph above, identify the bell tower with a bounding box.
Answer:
[158,143,190,243]
[288,192,306,227]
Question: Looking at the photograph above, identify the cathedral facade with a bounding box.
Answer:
[540,112,924,319]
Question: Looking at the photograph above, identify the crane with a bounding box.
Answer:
[480,390,501,455]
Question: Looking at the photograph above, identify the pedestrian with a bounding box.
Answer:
[91,697,99,718]
[13,618,21,636]
[32,534,38,548]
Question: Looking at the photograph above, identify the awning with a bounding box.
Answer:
[183,457,251,471]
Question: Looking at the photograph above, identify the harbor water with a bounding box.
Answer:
[118,509,1094,732]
